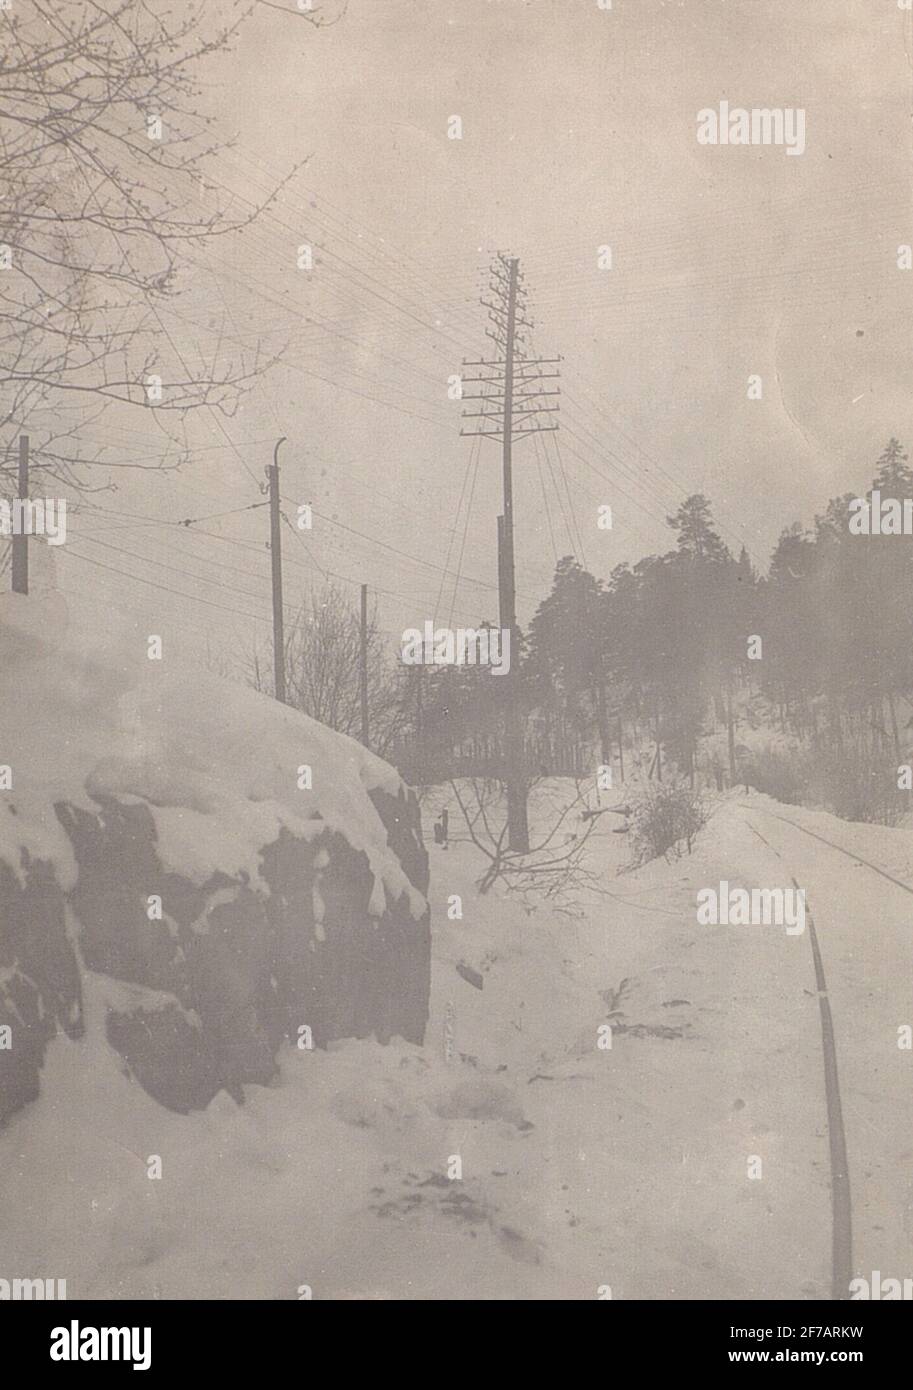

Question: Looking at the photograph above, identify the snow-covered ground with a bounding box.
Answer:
[4,762,911,1300]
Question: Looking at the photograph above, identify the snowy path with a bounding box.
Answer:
[739,800,913,1297]
[3,784,911,1299]
[417,789,838,1299]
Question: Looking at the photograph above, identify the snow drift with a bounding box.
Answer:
[0,591,430,1125]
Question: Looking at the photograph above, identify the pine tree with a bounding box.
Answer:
[526,558,610,759]
[870,438,913,499]
[666,495,731,562]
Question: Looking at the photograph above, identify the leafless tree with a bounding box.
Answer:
[0,0,322,512]
[248,581,410,756]
[449,777,605,916]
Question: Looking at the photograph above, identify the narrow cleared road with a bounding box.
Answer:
[742,802,913,1297]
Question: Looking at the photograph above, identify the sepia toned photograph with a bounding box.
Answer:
[1,0,912,1339]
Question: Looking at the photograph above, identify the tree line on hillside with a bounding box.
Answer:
[266,439,913,826]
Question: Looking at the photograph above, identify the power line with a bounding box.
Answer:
[71,532,302,616]
[64,545,274,626]
[448,439,483,629]
[282,491,534,601]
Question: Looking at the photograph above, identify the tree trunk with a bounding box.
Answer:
[887,691,902,765]
[594,679,610,767]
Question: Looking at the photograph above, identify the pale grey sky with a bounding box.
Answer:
[61,0,913,656]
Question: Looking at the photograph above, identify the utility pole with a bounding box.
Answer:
[11,434,29,595]
[360,582,370,749]
[267,437,287,704]
[461,254,561,853]
[500,257,519,633]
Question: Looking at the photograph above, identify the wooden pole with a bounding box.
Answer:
[360,582,370,749]
[267,437,286,703]
[11,434,29,595]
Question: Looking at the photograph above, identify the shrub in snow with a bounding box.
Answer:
[626,781,707,867]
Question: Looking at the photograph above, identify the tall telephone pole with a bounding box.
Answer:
[267,436,287,704]
[461,255,561,853]
[12,434,29,595]
[360,582,370,749]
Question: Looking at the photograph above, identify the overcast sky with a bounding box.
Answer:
[61,0,913,656]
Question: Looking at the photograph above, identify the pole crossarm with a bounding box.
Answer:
[460,422,559,440]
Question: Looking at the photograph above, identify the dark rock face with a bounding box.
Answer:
[0,782,430,1124]
[368,784,429,898]
[0,855,83,1127]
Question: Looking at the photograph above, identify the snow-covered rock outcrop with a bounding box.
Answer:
[0,592,430,1124]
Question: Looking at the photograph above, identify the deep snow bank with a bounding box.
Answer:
[0,591,430,1124]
